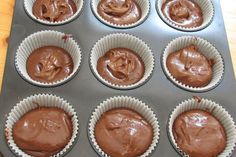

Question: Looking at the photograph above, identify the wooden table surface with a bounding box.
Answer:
[0,0,235,91]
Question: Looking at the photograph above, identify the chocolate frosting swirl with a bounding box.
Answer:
[33,0,77,22]
[95,108,153,157]
[173,109,226,157]
[162,0,203,28]
[13,107,73,157]
[97,48,145,85]
[166,44,214,87]
[97,0,141,25]
[26,46,73,83]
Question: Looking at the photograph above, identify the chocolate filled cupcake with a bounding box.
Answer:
[162,36,224,92]
[13,107,73,157]
[97,0,141,25]
[166,44,214,87]
[173,109,226,157]
[91,0,150,28]
[162,0,203,28]
[88,96,160,157]
[97,48,145,86]
[168,98,236,157]
[95,108,153,157]
[24,0,84,25]
[15,30,82,87]
[32,0,77,22]
[156,0,214,31]
[90,33,154,89]
[26,46,74,83]
[5,94,79,157]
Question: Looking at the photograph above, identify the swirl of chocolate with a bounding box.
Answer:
[173,109,226,157]
[166,45,214,87]
[97,0,141,25]
[33,0,77,22]
[26,46,74,83]
[162,0,203,28]
[13,107,73,157]
[97,48,145,85]
[95,108,153,157]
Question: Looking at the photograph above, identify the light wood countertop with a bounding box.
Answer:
[0,0,235,91]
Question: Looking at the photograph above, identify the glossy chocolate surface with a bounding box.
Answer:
[173,109,226,157]
[166,44,214,87]
[97,48,145,86]
[162,0,203,28]
[13,107,73,157]
[95,108,153,157]
[33,0,77,22]
[97,0,141,25]
[26,46,74,83]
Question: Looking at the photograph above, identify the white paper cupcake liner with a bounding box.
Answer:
[90,33,154,89]
[162,36,224,92]
[168,97,236,157]
[156,0,214,31]
[88,96,160,157]
[15,30,82,87]
[91,0,150,28]
[24,0,84,25]
[5,94,79,157]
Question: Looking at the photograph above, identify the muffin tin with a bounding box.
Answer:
[0,0,236,156]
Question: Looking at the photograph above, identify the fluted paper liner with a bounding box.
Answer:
[156,0,214,31]
[24,0,84,25]
[90,33,154,89]
[15,30,82,87]
[5,94,79,157]
[162,36,224,92]
[91,0,150,28]
[168,98,236,157]
[88,96,160,157]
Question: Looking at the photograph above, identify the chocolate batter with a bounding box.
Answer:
[162,0,203,28]
[13,107,73,157]
[26,46,74,83]
[33,0,77,22]
[97,0,141,25]
[166,44,214,87]
[95,108,153,157]
[97,48,145,85]
[173,109,226,157]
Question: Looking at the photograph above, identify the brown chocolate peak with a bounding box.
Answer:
[170,0,190,19]
[166,44,214,87]
[34,54,62,81]
[26,46,74,83]
[107,49,136,79]
[13,107,73,157]
[173,109,226,157]
[95,108,153,157]
[97,0,141,25]
[97,48,145,85]
[33,0,77,22]
[101,0,132,16]
[162,0,203,28]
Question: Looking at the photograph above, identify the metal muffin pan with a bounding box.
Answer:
[0,0,236,156]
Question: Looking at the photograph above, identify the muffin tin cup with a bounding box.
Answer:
[88,95,160,157]
[162,36,224,92]
[5,94,79,157]
[91,0,150,28]
[15,30,82,87]
[90,33,155,89]
[24,0,84,25]
[156,0,214,31]
[168,97,236,157]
